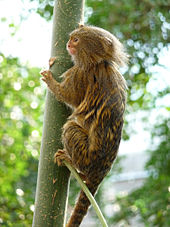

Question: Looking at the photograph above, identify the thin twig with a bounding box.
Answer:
[64,161,108,227]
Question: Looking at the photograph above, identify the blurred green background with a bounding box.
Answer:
[0,0,169,226]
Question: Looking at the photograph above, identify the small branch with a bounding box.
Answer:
[64,161,108,227]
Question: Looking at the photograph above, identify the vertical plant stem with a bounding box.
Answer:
[33,1,84,226]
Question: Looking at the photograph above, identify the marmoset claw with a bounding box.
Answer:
[54,149,72,166]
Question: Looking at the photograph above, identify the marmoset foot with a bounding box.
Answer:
[54,149,72,166]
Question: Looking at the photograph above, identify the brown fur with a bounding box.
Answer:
[41,25,128,227]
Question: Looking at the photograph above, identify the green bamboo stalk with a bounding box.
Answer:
[33,1,84,226]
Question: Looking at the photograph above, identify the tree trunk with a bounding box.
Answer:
[33,1,84,226]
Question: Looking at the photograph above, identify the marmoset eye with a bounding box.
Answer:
[73,37,79,42]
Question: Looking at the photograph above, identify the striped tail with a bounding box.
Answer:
[66,181,98,227]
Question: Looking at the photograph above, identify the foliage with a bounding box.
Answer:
[30,0,54,21]
[0,53,44,226]
[111,118,170,227]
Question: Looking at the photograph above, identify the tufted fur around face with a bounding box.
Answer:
[68,25,128,69]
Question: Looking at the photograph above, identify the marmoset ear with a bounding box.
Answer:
[100,36,113,53]
[104,37,113,46]
[99,35,113,46]
[78,23,84,28]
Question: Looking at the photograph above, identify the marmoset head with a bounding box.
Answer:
[67,25,128,68]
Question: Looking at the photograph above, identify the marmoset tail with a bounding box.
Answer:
[41,24,128,227]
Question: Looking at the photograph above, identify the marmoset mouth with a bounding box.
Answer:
[67,47,76,55]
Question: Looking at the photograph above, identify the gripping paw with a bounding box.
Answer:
[54,149,72,166]
[40,70,53,85]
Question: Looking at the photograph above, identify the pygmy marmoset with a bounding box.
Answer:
[41,24,128,227]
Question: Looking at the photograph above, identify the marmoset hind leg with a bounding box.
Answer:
[55,120,102,227]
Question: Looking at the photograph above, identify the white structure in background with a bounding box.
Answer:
[110,151,149,195]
